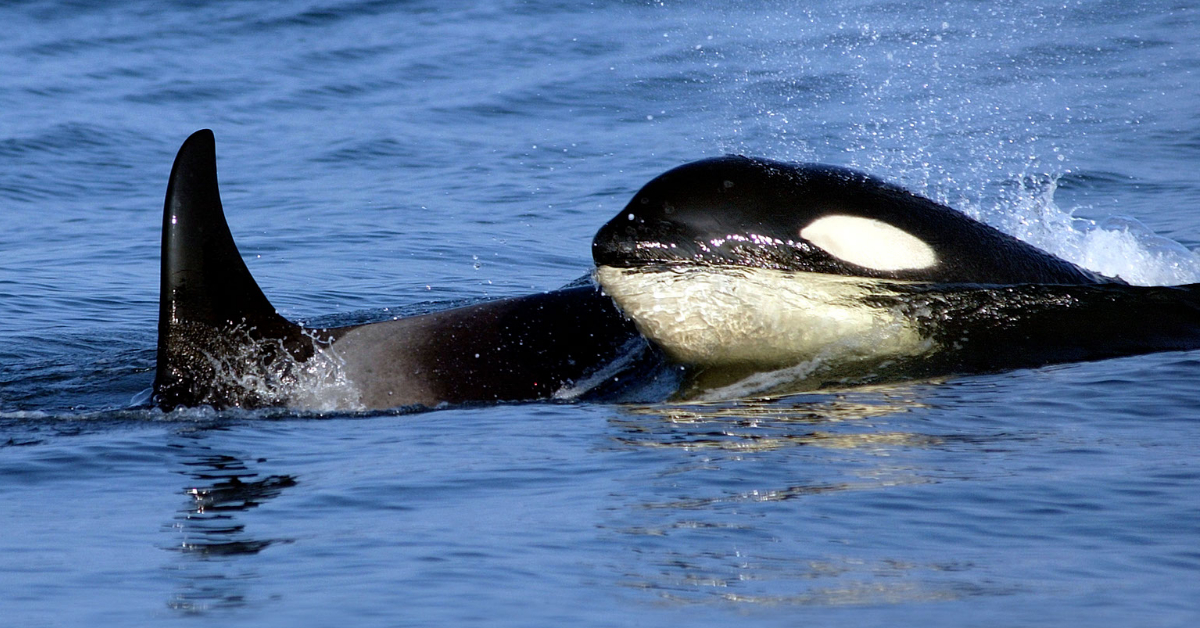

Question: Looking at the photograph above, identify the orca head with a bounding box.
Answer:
[592,155,948,280]
[590,156,1112,376]
[590,156,954,372]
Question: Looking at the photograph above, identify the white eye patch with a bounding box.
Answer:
[799,215,937,271]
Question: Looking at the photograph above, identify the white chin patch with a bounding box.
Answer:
[594,265,931,370]
[799,215,937,271]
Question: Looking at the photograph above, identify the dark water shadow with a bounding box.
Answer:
[161,423,297,615]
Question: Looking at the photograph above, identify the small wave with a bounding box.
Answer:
[287,343,365,412]
[977,174,1200,286]
[166,324,366,413]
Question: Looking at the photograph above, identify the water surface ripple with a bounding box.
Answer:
[1,1,1199,626]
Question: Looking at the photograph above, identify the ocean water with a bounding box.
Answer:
[2,0,1200,625]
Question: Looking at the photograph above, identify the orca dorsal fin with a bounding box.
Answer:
[153,129,314,409]
[158,130,276,330]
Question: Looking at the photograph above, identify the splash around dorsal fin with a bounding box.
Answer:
[153,129,317,409]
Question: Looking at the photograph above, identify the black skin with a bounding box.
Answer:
[870,281,1200,376]
[593,155,1113,285]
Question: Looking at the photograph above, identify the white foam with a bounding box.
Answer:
[288,344,365,412]
[189,326,364,412]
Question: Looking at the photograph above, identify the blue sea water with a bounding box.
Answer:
[2,0,1200,625]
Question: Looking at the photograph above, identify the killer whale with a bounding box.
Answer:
[154,135,1200,410]
[592,155,1200,391]
[153,130,663,411]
